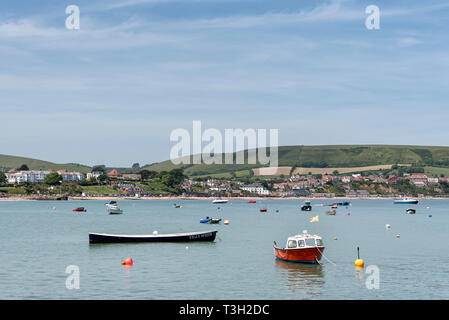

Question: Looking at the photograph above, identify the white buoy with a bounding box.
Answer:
[153,230,158,235]
[385,224,391,229]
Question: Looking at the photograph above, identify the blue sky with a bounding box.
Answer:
[1,0,449,167]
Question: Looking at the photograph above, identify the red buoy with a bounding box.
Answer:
[121,258,133,266]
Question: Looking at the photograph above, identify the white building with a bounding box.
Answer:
[6,170,85,183]
[6,170,51,184]
[86,171,103,180]
[57,171,85,181]
[240,184,271,195]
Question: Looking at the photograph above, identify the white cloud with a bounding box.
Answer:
[397,37,422,47]
[0,18,186,51]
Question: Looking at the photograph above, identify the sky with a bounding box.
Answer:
[1,0,449,167]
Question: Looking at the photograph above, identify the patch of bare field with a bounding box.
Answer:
[292,164,410,175]
[252,166,292,176]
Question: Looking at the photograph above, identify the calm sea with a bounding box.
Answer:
[0,199,448,299]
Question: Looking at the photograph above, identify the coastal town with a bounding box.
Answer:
[1,165,449,199]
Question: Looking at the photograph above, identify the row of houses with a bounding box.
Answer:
[288,173,448,188]
[3,168,143,184]
[5,170,85,184]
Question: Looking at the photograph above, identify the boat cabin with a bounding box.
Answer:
[284,231,323,249]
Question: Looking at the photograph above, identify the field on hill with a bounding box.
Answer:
[292,164,396,175]
[252,167,292,176]
[0,154,91,173]
[143,145,449,177]
[4,145,449,177]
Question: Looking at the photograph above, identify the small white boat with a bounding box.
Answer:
[394,197,419,204]
[105,201,123,214]
[212,198,228,204]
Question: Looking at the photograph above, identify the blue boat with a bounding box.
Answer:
[200,218,221,224]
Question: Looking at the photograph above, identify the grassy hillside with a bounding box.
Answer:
[142,145,449,177]
[4,145,449,177]
[0,154,91,173]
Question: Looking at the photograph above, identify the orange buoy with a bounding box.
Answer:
[121,258,133,266]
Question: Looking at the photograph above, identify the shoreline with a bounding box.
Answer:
[1,195,449,201]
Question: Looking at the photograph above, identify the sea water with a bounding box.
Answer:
[0,199,448,299]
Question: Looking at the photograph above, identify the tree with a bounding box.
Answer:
[333,170,339,176]
[140,170,157,180]
[132,163,140,169]
[24,182,34,195]
[97,174,109,183]
[0,172,6,185]
[159,169,187,189]
[44,172,63,185]
[17,164,29,171]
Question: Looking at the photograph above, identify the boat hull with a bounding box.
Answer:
[89,230,218,243]
[273,246,324,264]
[394,199,419,204]
[107,208,123,214]
[108,210,123,214]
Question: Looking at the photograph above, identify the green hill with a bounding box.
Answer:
[142,145,449,177]
[4,145,449,177]
[0,154,91,173]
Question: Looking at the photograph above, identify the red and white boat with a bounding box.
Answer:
[273,230,324,264]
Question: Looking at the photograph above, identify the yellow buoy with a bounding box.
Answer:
[354,259,365,268]
[354,247,365,268]
[333,237,338,240]
[224,220,229,225]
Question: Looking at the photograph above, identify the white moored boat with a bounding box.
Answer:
[393,197,419,204]
[212,198,228,204]
[105,201,123,214]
